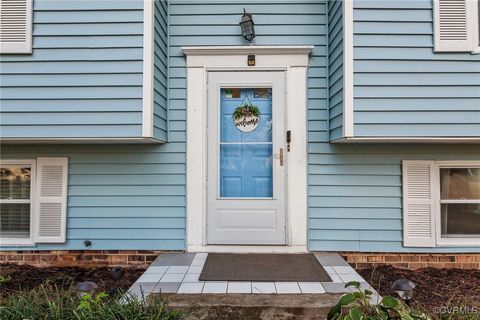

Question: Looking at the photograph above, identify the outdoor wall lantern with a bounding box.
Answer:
[240,8,255,42]
[75,281,98,298]
[392,278,415,305]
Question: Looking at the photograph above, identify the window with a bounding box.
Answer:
[0,160,35,245]
[0,158,68,246]
[403,160,480,247]
[0,0,33,54]
[439,165,480,240]
[433,0,480,53]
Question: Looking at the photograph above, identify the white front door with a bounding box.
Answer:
[207,71,286,244]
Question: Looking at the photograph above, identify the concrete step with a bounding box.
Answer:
[150,293,342,320]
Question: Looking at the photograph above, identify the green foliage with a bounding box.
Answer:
[232,103,260,120]
[0,284,185,320]
[327,281,432,320]
[0,276,11,284]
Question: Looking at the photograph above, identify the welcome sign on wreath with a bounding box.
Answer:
[232,97,260,133]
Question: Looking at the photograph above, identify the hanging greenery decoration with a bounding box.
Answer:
[232,103,260,132]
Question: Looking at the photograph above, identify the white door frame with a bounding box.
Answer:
[183,46,313,253]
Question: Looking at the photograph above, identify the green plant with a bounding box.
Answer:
[0,276,11,284]
[232,103,260,120]
[0,283,185,320]
[327,281,431,320]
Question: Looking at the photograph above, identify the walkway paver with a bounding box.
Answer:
[127,252,378,301]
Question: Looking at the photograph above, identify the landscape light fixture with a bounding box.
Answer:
[75,281,98,298]
[392,278,415,305]
[240,8,255,42]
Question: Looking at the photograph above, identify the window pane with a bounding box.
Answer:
[220,88,272,143]
[220,144,273,198]
[440,168,480,200]
[441,204,480,237]
[0,166,31,199]
[0,203,30,238]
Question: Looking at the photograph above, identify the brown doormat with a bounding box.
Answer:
[199,253,331,282]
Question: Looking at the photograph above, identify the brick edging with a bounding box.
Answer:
[1,250,479,269]
[340,252,480,270]
[0,250,166,267]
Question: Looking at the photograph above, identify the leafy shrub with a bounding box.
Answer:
[0,284,185,320]
[328,281,432,320]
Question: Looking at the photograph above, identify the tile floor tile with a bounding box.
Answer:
[166,266,189,274]
[251,282,276,294]
[137,273,162,283]
[136,282,158,294]
[227,282,252,293]
[144,266,168,274]
[178,282,204,293]
[327,273,343,283]
[315,254,350,267]
[332,266,355,274]
[202,282,227,293]
[152,282,181,293]
[195,253,208,259]
[322,282,349,293]
[183,273,201,282]
[191,258,207,266]
[187,265,204,274]
[275,282,301,294]
[151,253,195,266]
[339,273,365,283]
[298,282,326,293]
[323,266,335,273]
[160,273,185,283]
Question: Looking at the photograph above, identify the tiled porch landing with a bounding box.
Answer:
[127,253,378,299]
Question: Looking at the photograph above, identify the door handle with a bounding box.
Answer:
[279,148,284,166]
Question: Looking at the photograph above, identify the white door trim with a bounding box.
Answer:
[183,46,312,253]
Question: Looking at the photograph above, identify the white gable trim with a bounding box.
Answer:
[142,0,155,138]
[183,46,312,253]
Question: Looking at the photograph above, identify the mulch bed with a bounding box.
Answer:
[357,265,480,318]
[0,263,145,300]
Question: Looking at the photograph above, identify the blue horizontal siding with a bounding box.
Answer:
[0,1,144,139]
[328,0,344,141]
[153,0,169,141]
[2,0,478,255]
[1,144,186,251]
[352,0,480,137]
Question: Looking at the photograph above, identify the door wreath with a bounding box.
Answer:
[232,97,260,132]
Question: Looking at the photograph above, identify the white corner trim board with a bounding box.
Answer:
[142,0,155,138]
[342,0,354,138]
[183,46,312,252]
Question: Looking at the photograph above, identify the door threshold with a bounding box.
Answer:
[187,245,308,253]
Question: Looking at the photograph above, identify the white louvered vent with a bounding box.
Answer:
[402,161,436,247]
[0,0,32,54]
[433,0,476,51]
[35,158,68,243]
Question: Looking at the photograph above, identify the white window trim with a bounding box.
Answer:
[434,161,480,247]
[0,159,36,246]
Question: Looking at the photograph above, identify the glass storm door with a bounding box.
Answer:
[207,71,286,244]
